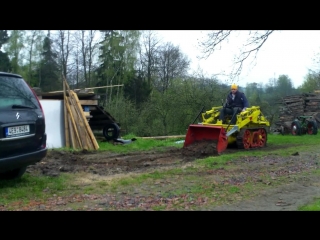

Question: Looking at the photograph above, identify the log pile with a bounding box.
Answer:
[275,92,320,132]
[63,79,99,150]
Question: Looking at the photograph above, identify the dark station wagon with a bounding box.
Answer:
[0,72,47,179]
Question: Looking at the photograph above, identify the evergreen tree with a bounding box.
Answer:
[96,30,140,107]
[0,30,10,48]
[96,30,124,84]
[0,30,12,72]
[123,70,151,108]
[36,31,60,91]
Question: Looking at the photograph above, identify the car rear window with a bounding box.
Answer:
[0,75,40,110]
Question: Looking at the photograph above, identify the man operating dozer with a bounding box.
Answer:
[219,83,249,125]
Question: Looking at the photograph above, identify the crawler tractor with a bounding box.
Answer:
[184,105,270,154]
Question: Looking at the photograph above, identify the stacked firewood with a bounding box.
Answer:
[274,92,320,133]
[304,93,320,115]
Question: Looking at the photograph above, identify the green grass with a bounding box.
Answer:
[0,173,70,206]
[52,133,320,155]
[267,133,320,144]
[228,186,240,194]
[298,199,320,211]
[97,134,184,153]
[47,134,185,155]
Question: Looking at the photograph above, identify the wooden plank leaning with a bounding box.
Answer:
[70,90,99,150]
[68,90,90,150]
[64,79,81,149]
[67,110,75,148]
[64,92,82,149]
[63,79,70,148]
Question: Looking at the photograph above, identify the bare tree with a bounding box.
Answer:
[155,42,190,93]
[140,30,161,87]
[199,30,274,79]
[80,30,99,87]
[70,42,81,88]
[54,30,72,80]
[69,30,100,88]
[27,31,37,83]
[25,30,45,84]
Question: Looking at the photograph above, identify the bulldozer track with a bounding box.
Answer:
[236,127,268,150]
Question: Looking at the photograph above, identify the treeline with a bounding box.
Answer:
[1,30,320,136]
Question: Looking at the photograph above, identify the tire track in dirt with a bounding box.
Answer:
[210,176,320,211]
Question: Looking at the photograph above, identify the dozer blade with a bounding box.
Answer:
[183,124,228,154]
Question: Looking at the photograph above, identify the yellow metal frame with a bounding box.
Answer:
[200,106,270,144]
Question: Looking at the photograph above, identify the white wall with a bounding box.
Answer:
[40,100,65,149]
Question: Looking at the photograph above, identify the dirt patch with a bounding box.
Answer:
[182,140,219,158]
[19,141,320,211]
[28,140,220,177]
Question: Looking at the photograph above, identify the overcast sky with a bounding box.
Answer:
[156,30,320,88]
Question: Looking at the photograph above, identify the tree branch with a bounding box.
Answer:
[198,30,274,80]
[198,30,232,59]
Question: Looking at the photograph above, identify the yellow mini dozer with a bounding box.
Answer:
[184,106,270,154]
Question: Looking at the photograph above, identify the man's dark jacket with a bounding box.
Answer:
[226,91,249,110]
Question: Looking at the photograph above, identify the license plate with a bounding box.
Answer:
[5,125,30,137]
